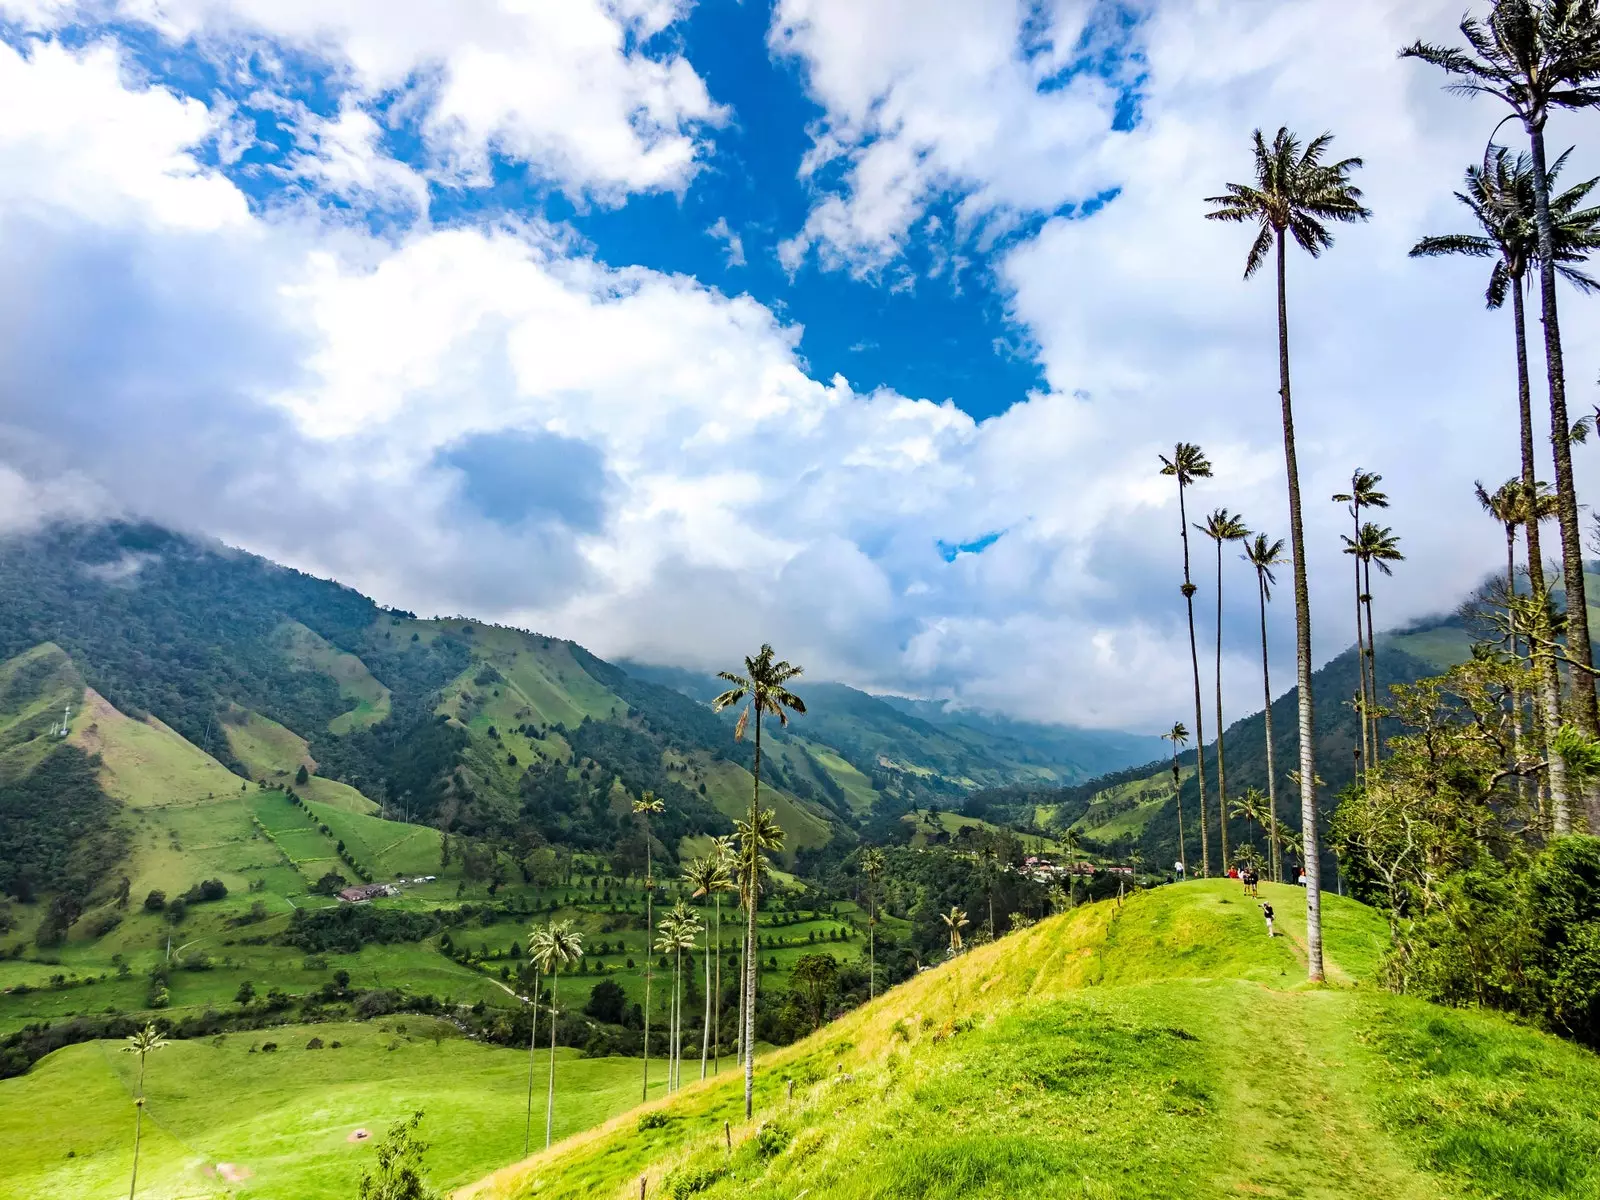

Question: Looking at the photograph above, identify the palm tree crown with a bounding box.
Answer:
[712,644,807,738]
[1203,127,1371,276]
[1158,442,1213,488]
[1410,146,1600,304]
[1242,534,1288,592]
[940,905,970,954]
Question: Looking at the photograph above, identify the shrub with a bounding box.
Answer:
[143,890,166,912]
[305,1037,324,1050]
[260,1042,277,1052]
[636,1111,671,1131]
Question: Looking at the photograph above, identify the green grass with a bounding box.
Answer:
[70,688,243,809]
[0,642,83,781]
[1069,766,1187,842]
[698,760,834,863]
[274,620,392,734]
[798,742,878,815]
[463,881,1600,1200]
[902,809,1068,855]
[0,1018,665,1200]
[224,707,379,814]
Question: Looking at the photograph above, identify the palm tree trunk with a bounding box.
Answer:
[1257,569,1281,883]
[1512,280,1570,828]
[1529,121,1595,835]
[868,889,876,999]
[544,974,558,1149]
[523,964,542,1155]
[128,1057,146,1200]
[1214,537,1230,872]
[1363,557,1379,761]
[743,708,761,1121]
[641,828,652,1104]
[1277,231,1324,981]
[701,923,712,1080]
[1171,755,1187,875]
[713,896,721,1074]
[1352,502,1370,778]
[1506,525,1523,800]
[1178,481,1211,876]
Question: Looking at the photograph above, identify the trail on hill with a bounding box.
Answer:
[461,881,1600,1200]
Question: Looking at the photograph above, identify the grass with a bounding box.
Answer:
[0,1017,666,1200]
[1069,766,1187,842]
[0,642,82,780]
[462,880,1600,1200]
[274,620,393,735]
[901,809,1067,855]
[798,742,878,815]
[71,687,243,809]
[224,707,379,814]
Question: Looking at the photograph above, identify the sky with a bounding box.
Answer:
[0,0,1597,734]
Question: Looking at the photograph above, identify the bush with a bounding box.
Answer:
[143,890,166,912]
[585,979,626,1024]
[306,1037,324,1050]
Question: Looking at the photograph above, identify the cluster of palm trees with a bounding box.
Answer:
[1167,0,1600,983]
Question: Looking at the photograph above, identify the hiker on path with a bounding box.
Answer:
[1261,901,1274,938]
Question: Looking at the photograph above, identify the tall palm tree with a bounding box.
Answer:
[732,806,784,1073]
[1342,523,1405,760]
[655,905,700,1092]
[1242,534,1288,881]
[631,792,664,1103]
[940,905,970,955]
[682,857,727,1081]
[860,847,886,999]
[1405,4,1600,806]
[1197,507,1251,870]
[713,644,805,1121]
[1331,471,1389,776]
[979,842,1000,938]
[529,920,583,1148]
[1205,127,1369,982]
[1159,443,1214,874]
[710,833,735,1074]
[122,1023,166,1200]
[520,936,545,1155]
[1478,478,1534,792]
[1161,721,1190,876]
[1411,143,1600,824]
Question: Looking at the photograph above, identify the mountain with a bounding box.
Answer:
[461,881,1600,1200]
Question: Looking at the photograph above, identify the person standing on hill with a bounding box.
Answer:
[1261,901,1275,938]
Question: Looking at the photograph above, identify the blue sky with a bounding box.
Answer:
[0,0,1589,730]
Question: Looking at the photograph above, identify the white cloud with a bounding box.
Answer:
[14,0,723,201]
[772,0,1131,274]
[3,2,1596,737]
[706,216,746,267]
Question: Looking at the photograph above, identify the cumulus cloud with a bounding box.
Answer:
[1,4,1596,735]
[9,0,722,201]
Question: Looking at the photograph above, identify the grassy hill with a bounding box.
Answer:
[462,881,1600,1200]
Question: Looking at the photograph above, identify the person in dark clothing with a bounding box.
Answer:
[1261,901,1274,937]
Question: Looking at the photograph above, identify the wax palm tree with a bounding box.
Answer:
[1197,507,1251,870]
[1412,144,1600,828]
[682,856,727,1080]
[941,905,970,955]
[713,644,805,1120]
[860,847,886,999]
[979,842,1000,938]
[529,920,583,1148]
[122,1023,166,1200]
[733,805,785,1072]
[1241,534,1288,881]
[1229,787,1269,855]
[1342,523,1406,761]
[520,932,546,1155]
[631,792,664,1103]
[1404,3,1600,798]
[655,905,700,1092]
[1161,721,1190,876]
[1206,127,1369,981]
[1331,471,1389,775]
[1159,442,1214,874]
[710,833,735,1073]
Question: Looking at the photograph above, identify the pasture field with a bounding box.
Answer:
[1,1017,663,1200]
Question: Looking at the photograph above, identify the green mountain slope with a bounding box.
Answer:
[463,881,1600,1200]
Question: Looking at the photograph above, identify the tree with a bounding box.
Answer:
[860,847,886,999]
[656,902,702,1092]
[1404,3,1600,825]
[1161,721,1190,876]
[529,920,583,1148]
[1242,533,1289,881]
[357,1110,441,1200]
[792,953,838,1031]
[940,905,970,955]
[122,1023,166,1200]
[1197,507,1251,870]
[710,833,736,1074]
[1159,442,1214,875]
[732,806,785,1076]
[1343,523,1406,762]
[295,763,309,786]
[584,979,626,1025]
[519,923,545,1157]
[630,791,664,1103]
[234,980,255,1006]
[1206,126,1370,981]
[713,643,805,1121]
[1332,471,1389,776]
[683,854,729,1081]
[1412,142,1600,827]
